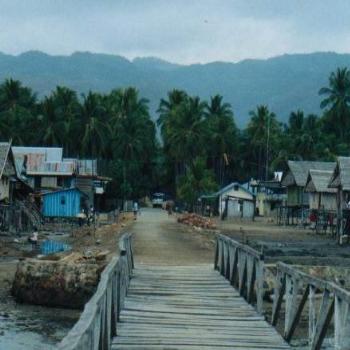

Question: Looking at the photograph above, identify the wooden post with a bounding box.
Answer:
[272,270,286,326]
[310,290,335,350]
[256,259,264,315]
[334,295,350,350]
[309,286,317,346]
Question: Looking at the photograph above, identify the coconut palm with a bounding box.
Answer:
[38,96,64,146]
[319,67,350,141]
[79,92,106,158]
[247,105,280,180]
[205,95,237,185]
[51,86,80,155]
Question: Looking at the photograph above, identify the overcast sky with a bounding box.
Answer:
[1,0,350,64]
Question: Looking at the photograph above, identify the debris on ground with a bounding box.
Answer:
[177,213,216,230]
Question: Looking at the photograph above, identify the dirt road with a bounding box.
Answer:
[130,208,213,265]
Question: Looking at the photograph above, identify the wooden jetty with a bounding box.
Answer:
[58,233,350,350]
[112,264,289,349]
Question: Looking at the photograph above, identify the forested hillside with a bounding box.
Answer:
[1,51,350,126]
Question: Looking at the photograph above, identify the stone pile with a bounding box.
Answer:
[177,213,216,230]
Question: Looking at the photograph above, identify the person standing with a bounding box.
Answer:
[133,201,139,220]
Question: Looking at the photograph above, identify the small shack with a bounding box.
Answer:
[279,161,336,225]
[0,142,16,203]
[282,161,336,207]
[42,188,86,218]
[305,169,337,210]
[201,182,255,219]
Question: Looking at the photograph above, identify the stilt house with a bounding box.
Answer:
[282,161,336,207]
[305,169,337,211]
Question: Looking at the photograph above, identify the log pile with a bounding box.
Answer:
[177,213,216,229]
[11,251,109,309]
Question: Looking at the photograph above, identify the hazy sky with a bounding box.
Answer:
[1,0,350,64]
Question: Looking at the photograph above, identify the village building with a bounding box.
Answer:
[0,142,16,203]
[279,161,336,225]
[12,147,76,192]
[42,188,87,218]
[281,161,336,207]
[251,172,286,217]
[305,169,337,211]
[12,147,108,208]
[201,182,255,219]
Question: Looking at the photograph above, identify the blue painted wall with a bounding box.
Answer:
[42,188,81,217]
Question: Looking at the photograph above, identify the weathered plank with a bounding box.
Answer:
[112,264,290,350]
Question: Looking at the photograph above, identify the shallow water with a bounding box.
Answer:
[0,299,80,350]
[0,259,80,350]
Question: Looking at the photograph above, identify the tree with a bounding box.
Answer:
[166,96,207,172]
[205,95,238,186]
[0,79,37,143]
[319,67,350,142]
[37,96,64,146]
[247,105,281,180]
[51,86,80,155]
[177,158,217,210]
[79,92,106,158]
[107,88,157,199]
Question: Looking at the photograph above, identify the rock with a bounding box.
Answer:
[11,258,102,309]
[96,239,101,245]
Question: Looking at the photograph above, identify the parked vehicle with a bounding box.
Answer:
[151,193,165,208]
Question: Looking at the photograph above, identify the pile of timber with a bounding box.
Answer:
[11,250,109,309]
[177,213,216,229]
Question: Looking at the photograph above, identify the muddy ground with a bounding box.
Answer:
[0,213,134,349]
[1,208,348,349]
[214,216,350,267]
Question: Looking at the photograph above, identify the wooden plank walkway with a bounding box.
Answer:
[112,265,290,350]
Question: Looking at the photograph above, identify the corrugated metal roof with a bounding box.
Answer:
[12,147,62,161]
[12,146,75,176]
[283,161,336,187]
[201,182,254,199]
[305,169,337,193]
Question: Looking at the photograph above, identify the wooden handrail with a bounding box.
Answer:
[214,234,264,314]
[272,262,350,350]
[57,233,134,350]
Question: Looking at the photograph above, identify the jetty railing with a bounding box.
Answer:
[272,262,350,350]
[214,234,264,314]
[215,234,350,350]
[57,233,134,350]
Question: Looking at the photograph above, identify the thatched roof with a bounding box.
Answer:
[282,161,336,187]
[305,169,337,193]
[329,157,350,191]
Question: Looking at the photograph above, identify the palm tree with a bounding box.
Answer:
[166,96,207,175]
[38,96,64,146]
[79,92,106,158]
[0,79,37,143]
[205,95,237,185]
[0,78,36,111]
[247,105,280,180]
[108,88,155,200]
[51,86,80,155]
[177,157,217,210]
[319,67,350,141]
[157,89,188,139]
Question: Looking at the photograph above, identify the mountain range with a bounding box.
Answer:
[0,50,349,127]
